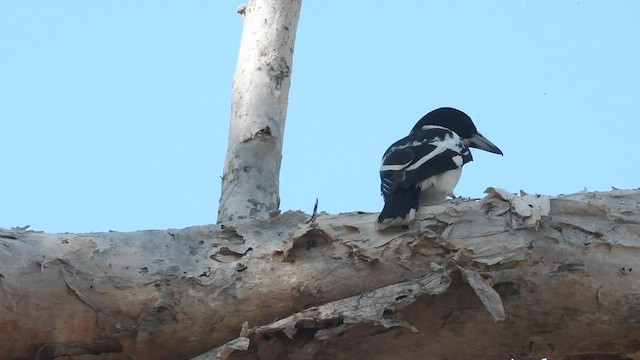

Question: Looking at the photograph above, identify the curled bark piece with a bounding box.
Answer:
[462,268,506,322]
[190,337,250,360]
[483,187,550,229]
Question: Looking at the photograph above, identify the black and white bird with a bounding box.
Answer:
[377,107,503,229]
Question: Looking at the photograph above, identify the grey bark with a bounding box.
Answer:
[2,188,640,360]
[217,0,302,224]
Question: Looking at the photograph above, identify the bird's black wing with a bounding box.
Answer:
[401,134,473,189]
[380,127,472,197]
[377,128,473,228]
[379,146,415,202]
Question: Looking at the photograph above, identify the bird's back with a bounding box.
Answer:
[377,126,472,228]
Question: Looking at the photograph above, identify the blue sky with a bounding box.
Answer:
[1,2,639,233]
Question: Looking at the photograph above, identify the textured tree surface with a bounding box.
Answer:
[218,0,302,223]
[1,188,640,360]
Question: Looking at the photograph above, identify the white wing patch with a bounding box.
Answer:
[380,139,429,171]
[452,155,464,167]
[406,132,465,171]
[385,139,428,153]
[380,161,412,172]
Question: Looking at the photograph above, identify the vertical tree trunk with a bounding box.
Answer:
[218,0,302,224]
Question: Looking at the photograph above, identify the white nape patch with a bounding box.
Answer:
[421,125,449,131]
[452,155,463,167]
[418,168,463,205]
[406,132,465,171]
[380,160,412,172]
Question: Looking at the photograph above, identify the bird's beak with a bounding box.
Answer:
[467,132,503,155]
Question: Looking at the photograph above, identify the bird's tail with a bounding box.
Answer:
[376,187,420,230]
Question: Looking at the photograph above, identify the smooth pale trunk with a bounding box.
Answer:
[217,0,302,224]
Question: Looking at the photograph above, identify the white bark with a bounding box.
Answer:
[2,189,640,359]
[218,0,302,223]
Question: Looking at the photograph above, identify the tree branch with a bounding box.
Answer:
[3,188,640,359]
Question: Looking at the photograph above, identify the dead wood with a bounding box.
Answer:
[1,188,640,360]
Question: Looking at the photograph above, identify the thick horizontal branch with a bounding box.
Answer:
[2,188,640,360]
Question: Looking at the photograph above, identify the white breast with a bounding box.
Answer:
[417,167,463,206]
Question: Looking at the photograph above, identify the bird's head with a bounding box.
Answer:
[411,107,503,155]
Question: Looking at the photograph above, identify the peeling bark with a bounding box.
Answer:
[217,0,302,223]
[2,189,640,359]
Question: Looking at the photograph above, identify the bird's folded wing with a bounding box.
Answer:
[380,129,473,201]
[380,147,414,201]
